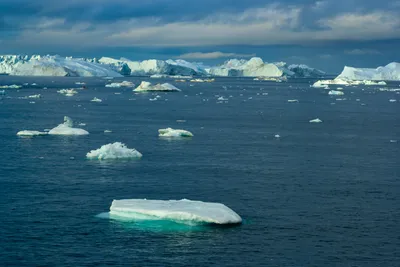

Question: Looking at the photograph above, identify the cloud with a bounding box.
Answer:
[344,49,382,55]
[178,52,256,59]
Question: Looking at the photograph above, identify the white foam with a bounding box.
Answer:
[86,142,142,160]
[158,128,193,137]
[109,199,242,225]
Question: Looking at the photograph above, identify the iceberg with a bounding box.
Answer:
[28,94,41,98]
[134,81,181,92]
[288,99,299,102]
[109,199,242,225]
[17,130,47,136]
[190,78,215,83]
[254,76,287,82]
[312,78,386,87]
[150,74,193,79]
[0,55,122,77]
[158,128,193,137]
[57,89,78,96]
[105,81,135,88]
[336,62,400,81]
[0,84,22,89]
[91,97,102,102]
[48,116,89,135]
[86,142,142,160]
[328,90,344,96]
[389,99,397,102]
[309,118,323,123]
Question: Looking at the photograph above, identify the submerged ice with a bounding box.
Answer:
[109,199,242,225]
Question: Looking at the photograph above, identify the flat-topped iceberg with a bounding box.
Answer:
[159,128,193,137]
[134,81,181,92]
[48,116,89,135]
[0,55,122,77]
[86,142,142,160]
[17,130,47,136]
[336,62,400,81]
[109,199,242,225]
[328,90,344,96]
[105,81,135,88]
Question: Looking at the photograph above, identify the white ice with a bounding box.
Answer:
[0,84,22,89]
[328,90,344,96]
[309,118,323,123]
[105,81,135,88]
[58,89,78,96]
[86,142,142,160]
[134,81,181,92]
[336,62,400,81]
[17,130,47,136]
[91,97,102,102]
[48,116,89,135]
[158,128,193,137]
[109,199,242,225]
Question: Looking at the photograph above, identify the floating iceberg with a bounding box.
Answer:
[288,99,299,102]
[158,128,193,137]
[328,90,344,96]
[312,78,386,87]
[91,97,102,102]
[0,84,22,89]
[105,81,135,88]
[336,62,400,81]
[48,116,89,135]
[28,94,41,98]
[17,130,47,136]
[109,199,242,225]
[389,99,397,102]
[150,74,192,79]
[86,142,142,160]
[190,78,215,83]
[58,89,78,96]
[309,118,323,123]
[254,76,287,82]
[134,81,181,92]
[0,55,122,77]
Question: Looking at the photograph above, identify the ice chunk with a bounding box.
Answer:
[86,142,142,160]
[104,130,112,133]
[309,118,322,123]
[91,97,102,102]
[0,84,22,89]
[134,81,181,92]
[389,99,397,102]
[274,134,280,138]
[328,90,344,96]
[58,89,78,96]
[17,130,47,136]
[105,81,135,88]
[109,199,242,225]
[158,128,193,137]
[190,78,215,83]
[254,76,287,82]
[28,94,41,98]
[48,116,89,135]
[287,99,299,102]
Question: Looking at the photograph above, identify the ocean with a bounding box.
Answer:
[0,76,399,266]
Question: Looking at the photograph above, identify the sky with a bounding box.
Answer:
[0,0,399,73]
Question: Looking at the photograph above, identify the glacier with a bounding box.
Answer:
[158,128,193,137]
[48,116,89,135]
[336,62,400,81]
[86,142,142,160]
[0,55,122,77]
[134,81,181,92]
[109,199,242,225]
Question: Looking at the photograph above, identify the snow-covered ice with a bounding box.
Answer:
[105,81,135,88]
[48,116,89,135]
[328,90,344,96]
[0,84,22,89]
[58,89,78,96]
[28,94,41,98]
[134,81,181,92]
[288,99,299,102]
[17,130,48,136]
[91,97,102,102]
[109,199,242,225]
[336,62,400,81]
[86,142,142,160]
[158,128,193,137]
[309,118,323,123]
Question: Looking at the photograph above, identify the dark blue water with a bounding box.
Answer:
[0,76,399,266]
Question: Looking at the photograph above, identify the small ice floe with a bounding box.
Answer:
[176,120,186,123]
[389,99,397,102]
[149,97,158,101]
[134,81,181,92]
[75,82,86,85]
[356,99,361,102]
[217,96,228,101]
[48,116,89,135]
[309,118,322,123]
[17,130,47,136]
[31,83,38,86]
[57,89,78,96]
[29,101,35,104]
[106,81,135,88]
[78,123,86,126]
[390,140,397,143]
[254,76,287,82]
[274,134,281,138]
[28,94,41,99]
[190,78,215,83]
[337,87,343,90]
[262,93,268,95]
[0,84,22,89]
[91,97,102,102]
[114,92,121,95]
[328,90,344,96]
[108,199,242,225]
[104,130,112,133]
[86,142,142,160]
[158,128,193,137]
[336,98,346,101]
[288,99,299,103]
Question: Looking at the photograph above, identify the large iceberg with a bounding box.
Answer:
[158,128,193,137]
[0,55,122,77]
[109,199,242,225]
[48,116,89,135]
[134,81,181,92]
[86,142,142,160]
[336,62,400,81]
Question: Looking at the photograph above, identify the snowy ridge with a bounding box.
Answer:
[336,62,400,81]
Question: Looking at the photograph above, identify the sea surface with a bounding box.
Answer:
[0,76,399,266]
